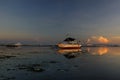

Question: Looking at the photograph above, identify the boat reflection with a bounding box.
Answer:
[58,49,82,54]
[57,47,109,58]
[57,49,82,59]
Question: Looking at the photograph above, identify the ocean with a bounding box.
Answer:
[0,46,120,80]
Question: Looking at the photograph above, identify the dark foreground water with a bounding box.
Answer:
[0,46,120,80]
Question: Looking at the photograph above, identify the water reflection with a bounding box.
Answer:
[58,49,81,54]
[58,49,82,59]
[1,47,120,80]
[97,47,108,55]
[87,47,109,56]
[57,47,109,58]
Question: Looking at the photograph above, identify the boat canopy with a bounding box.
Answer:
[64,37,75,41]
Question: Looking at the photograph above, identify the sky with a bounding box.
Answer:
[0,0,120,44]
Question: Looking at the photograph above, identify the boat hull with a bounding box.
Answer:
[6,45,21,47]
[58,43,81,49]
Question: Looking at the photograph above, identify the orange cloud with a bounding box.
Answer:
[98,36,109,43]
[90,36,109,43]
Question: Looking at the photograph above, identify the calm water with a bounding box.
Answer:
[0,46,120,80]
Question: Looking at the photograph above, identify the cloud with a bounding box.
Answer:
[91,36,97,39]
[90,36,109,43]
[112,36,120,39]
[98,36,109,43]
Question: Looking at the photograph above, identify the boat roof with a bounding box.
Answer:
[64,37,75,41]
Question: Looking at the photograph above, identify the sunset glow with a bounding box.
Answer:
[98,47,108,55]
[98,36,109,43]
[0,0,120,44]
[90,36,109,44]
[1,1,120,80]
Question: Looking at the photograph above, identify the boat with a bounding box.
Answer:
[6,42,22,47]
[57,37,82,49]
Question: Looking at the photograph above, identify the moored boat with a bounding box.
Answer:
[6,42,22,47]
[57,37,81,49]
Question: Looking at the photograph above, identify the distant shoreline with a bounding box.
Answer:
[0,44,119,47]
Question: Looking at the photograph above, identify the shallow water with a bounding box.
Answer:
[0,46,120,80]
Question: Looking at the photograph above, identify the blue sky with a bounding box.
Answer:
[0,0,120,44]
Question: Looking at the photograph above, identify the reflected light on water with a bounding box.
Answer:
[97,47,108,55]
[87,47,109,56]
[57,47,109,56]
[57,47,110,58]
[57,49,82,59]
[58,49,81,54]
